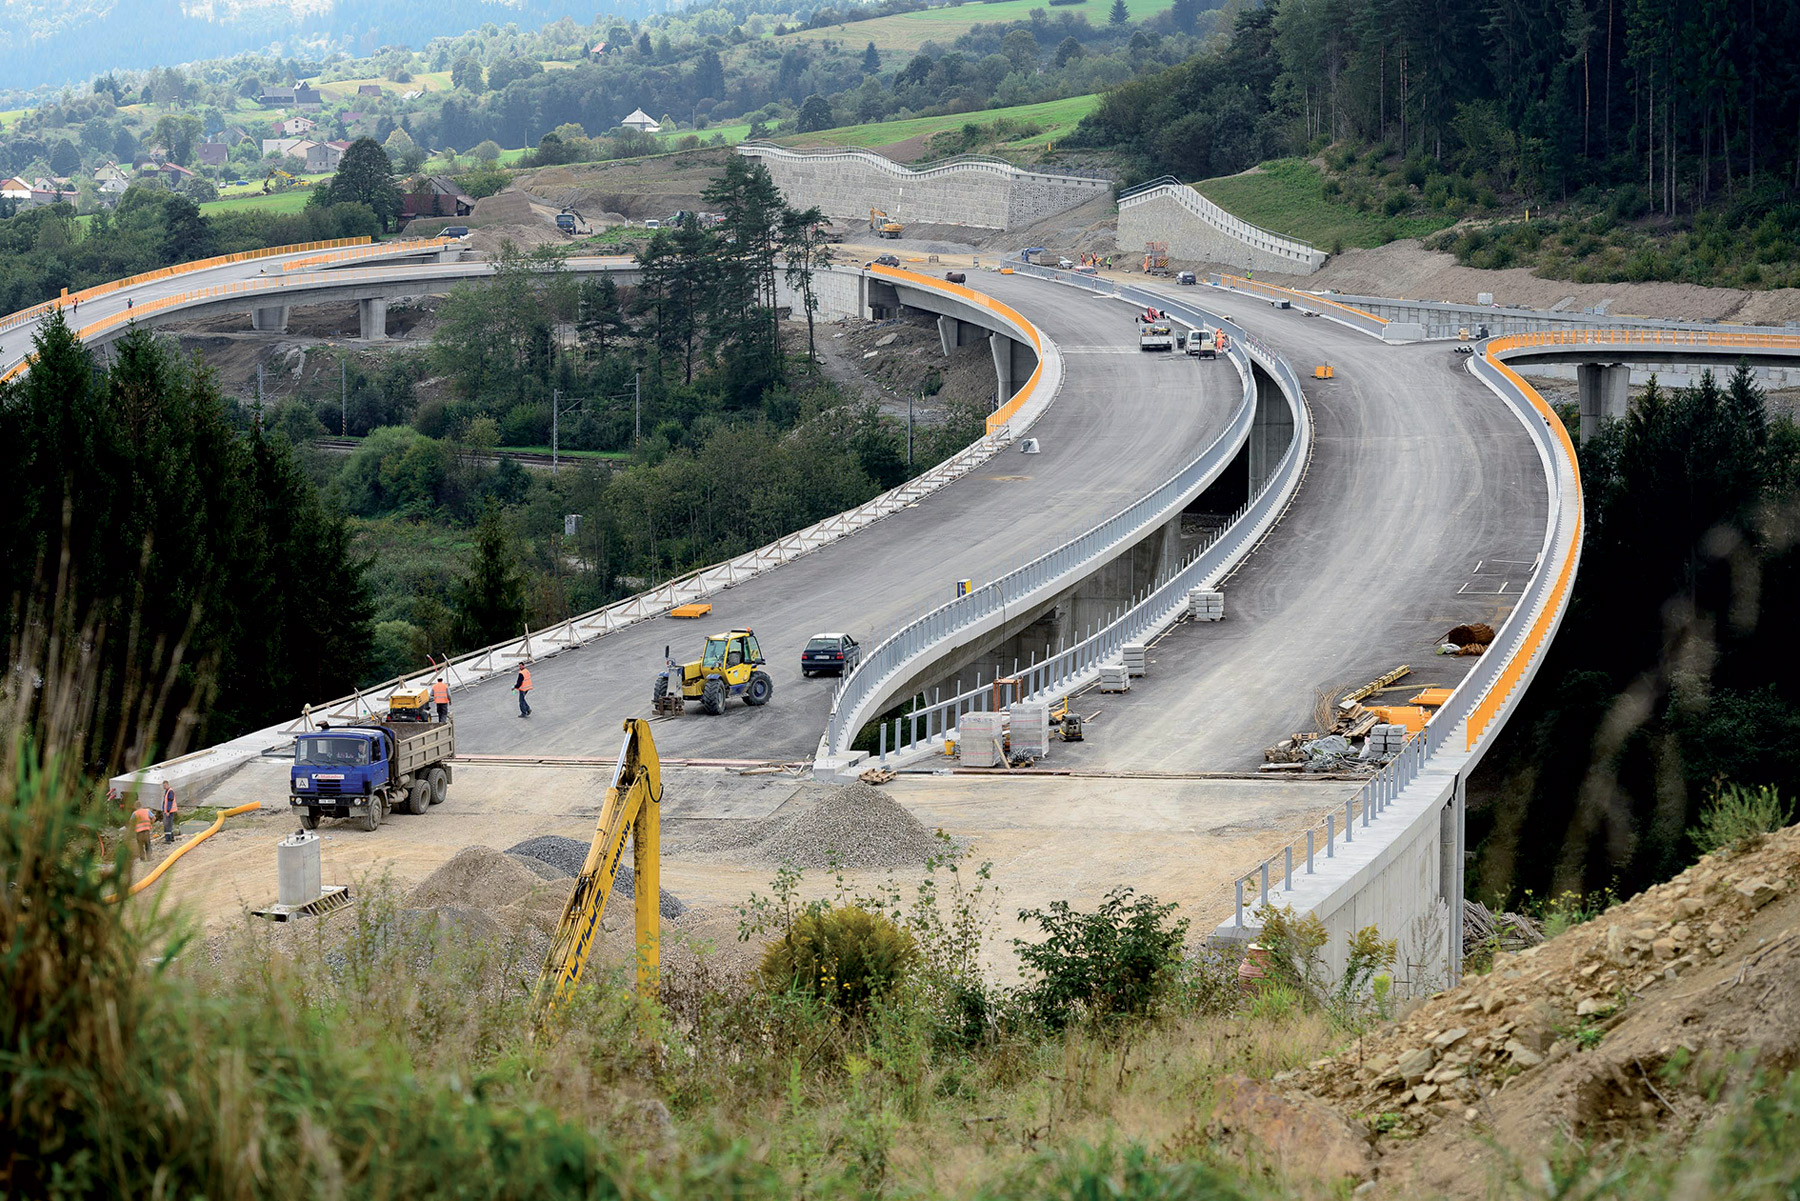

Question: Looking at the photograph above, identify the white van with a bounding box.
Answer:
[1186,328,1218,359]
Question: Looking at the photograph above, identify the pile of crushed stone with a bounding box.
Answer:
[406,846,543,910]
[505,835,686,917]
[696,781,949,870]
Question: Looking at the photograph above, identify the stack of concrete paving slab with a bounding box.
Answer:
[1122,642,1148,677]
[957,712,1004,767]
[1009,702,1050,756]
[1367,723,1408,755]
[1189,589,1224,621]
[1098,660,1131,692]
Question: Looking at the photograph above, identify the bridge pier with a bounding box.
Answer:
[250,305,289,333]
[938,315,982,357]
[1576,362,1629,441]
[989,333,1035,407]
[359,297,388,341]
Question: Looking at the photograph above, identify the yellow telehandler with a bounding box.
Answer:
[652,629,773,714]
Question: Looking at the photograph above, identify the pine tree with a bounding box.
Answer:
[862,42,880,73]
[452,502,526,649]
[1110,0,1130,25]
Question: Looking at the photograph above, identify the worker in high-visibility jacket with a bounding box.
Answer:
[514,665,533,718]
[131,804,154,859]
[160,780,178,844]
[431,676,451,723]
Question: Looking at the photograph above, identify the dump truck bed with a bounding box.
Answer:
[390,721,454,777]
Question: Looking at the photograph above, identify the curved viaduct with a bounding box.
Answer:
[16,229,1791,986]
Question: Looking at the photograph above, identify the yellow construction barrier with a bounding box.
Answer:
[124,801,262,898]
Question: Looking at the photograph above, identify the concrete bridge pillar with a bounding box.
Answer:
[1577,362,1629,442]
[359,297,388,341]
[989,333,1036,408]
[938,315,981,357]
[1248,367,1296,494]
[250,305,289,333]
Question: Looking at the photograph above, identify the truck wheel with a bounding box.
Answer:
[406,780,431,816]
[700,675,726,715]
[427,767,447,805]
[744,670,773,707]
[361,799,382,832]
[652,674,669,706]
[299,811,320,830]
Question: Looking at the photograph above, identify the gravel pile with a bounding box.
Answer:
[505,835,686,918]
[406,846,541,911]
[699,781,947,870]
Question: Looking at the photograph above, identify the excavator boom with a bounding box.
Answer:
[536,717,662,1025]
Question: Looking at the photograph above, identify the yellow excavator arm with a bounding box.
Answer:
[536,717,663,1025]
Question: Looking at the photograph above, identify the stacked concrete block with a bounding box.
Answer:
[1189,589,1225,621]
[1009,702,1051,757]
[1368,724,1409,755]
[957,712,1005,767]
[1122,642,1148,677]
[1098,661,1131,692]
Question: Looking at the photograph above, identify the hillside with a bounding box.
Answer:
[771,0,1185,53]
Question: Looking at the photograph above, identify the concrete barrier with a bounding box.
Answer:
[1118,180,1327,275]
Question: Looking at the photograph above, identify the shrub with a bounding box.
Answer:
[1693,784,1794,856]
[1014,887,1189,1029]
[759,904,920,1013]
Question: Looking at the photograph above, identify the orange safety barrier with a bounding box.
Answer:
[0,236,375,332]
[868,263,1045,435]
[121,801,262,899]
[1463,335,1585,750]
[1215,273,1388,326]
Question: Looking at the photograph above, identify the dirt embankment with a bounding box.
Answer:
[516,148,733,222]
[807,307,998,423]
[1260,237,1800,326]
[1223,825,1800,1197]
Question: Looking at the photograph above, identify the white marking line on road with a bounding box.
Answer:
[1457,581,1510,595]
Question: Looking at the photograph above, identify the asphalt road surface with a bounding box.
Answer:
[1051,292,1548,771]
[450,272,1241,762]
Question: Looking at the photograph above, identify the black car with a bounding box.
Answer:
[1176,271,1197,285]
[873,254,900,267]
[801,632,861,676]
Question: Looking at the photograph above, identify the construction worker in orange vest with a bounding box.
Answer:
[131,803,154,859]
[160,779,178,844]
[514,665,533,718]
[431,675,451,722]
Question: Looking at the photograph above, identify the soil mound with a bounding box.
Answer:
[1288,824,1800,1198]
[406,845,542,911]
[698,781,947,869]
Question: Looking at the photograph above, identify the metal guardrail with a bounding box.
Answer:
[826,259,1310,758]
[1207,273,1389,336]
[1118,178,1324,268]
[1226,331,1586,927]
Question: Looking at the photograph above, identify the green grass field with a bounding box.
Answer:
[778,93,1099,153]
[199,188,318,216]
[773,0,1174,53]
[1193,159,1456,251]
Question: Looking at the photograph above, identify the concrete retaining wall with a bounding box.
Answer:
[738,144,1110,231]
[1118,187,1327,275]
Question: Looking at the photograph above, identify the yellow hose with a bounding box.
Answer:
[125,802,263,898]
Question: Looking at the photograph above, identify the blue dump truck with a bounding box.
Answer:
[290,714,455,832]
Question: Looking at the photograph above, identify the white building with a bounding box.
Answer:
[619,107,661,134]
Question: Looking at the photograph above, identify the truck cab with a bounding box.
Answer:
[1186,328,1218,358]
[555,213,576,233]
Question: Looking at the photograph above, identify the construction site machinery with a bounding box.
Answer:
[1138,318,1176,352]
[289,715,453,831]
[653,629,773,715]
[555,207,591,235]
[537,717,663,1024]
[1142,241,1170,276]
[263,168,302,193]
[869,208,903,239]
